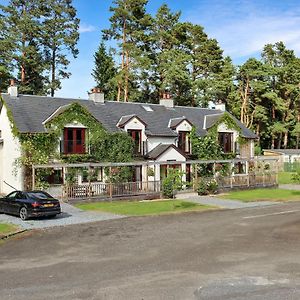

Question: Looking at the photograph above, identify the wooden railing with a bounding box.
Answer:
[197,172,277,190]
[63,181,161,200]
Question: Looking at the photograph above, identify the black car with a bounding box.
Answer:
[0,190,61,221]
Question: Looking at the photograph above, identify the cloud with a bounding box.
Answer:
[79,23,97,33]
[184,0,300,62]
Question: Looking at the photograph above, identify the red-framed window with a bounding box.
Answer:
[63,128,86,154]
[178,131,190,153]
[218,132,233,153]
[128,129,142,154]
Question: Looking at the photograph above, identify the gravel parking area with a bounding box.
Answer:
[0,202,124,230]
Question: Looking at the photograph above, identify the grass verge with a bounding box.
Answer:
[278,172,296,184]
[75,200,213,216]
[220,188,300,202]
[0,223,19,237]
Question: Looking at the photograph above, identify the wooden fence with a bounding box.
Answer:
[62,180,161,200]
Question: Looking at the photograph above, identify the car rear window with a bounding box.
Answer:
[27,192,54,199]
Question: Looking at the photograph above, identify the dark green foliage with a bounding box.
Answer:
[190,113,240,160]
[0,0,79,96]
[90,132,134,163]
[92,41,117,100]
[197,179,218,195]
[42,0,79,96]
[162,168,184,198]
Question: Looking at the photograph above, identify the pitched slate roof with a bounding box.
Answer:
[0,93,257,139]
[146,144,187,160]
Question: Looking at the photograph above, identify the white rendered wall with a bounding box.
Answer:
[154,148,187,182]
[0,105,23,194]
[147,136,177,152]
[124,117,147,142]
[217,123,239,142]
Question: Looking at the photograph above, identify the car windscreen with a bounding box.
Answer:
[27,192,54,200]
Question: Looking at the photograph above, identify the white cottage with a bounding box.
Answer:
[0,84,257,194]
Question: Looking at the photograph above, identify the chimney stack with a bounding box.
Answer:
[159,91,174,108]
[215,100,226,112]
[7,79,18,97]
[88,87,104,103]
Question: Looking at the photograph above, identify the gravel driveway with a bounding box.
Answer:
[0,202,124,230]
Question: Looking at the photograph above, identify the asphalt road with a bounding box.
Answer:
[1,202,300,300]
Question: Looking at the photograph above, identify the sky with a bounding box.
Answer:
[2,0,300,98]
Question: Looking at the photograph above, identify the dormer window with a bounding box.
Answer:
[178,131,191,154]
[62,128,86,154]
[128,129,142,155]
[219,132,233,153]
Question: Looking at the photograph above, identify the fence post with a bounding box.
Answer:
[246,160,250,187]
[32,166,35,190]
[109,167,113,199]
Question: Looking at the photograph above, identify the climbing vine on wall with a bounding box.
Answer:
[6,101,134,189]
[190,112,244,160]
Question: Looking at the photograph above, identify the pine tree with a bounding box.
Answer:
[262,42,300,149]
[92,41,117,100]
[103,0,151,102]
[0,0,47,93]
[42,0,79,96]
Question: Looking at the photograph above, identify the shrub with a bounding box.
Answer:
[197,179,218,195]
[162,169,184,198]
[292,169,300,183]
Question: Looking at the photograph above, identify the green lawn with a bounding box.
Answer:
[220,188,300,202]
[0,223,19,236]
[278,172,296,184]
[75,200,212,216]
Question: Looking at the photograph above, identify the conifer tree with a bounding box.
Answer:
[92,41,117,100]
[42,0,79,96]
[103,0,151,102]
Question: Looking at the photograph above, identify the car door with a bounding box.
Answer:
[2,191,18,214]
[11,192,25,215]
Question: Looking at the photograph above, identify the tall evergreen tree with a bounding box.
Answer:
[0,0,47,93]
[42,0,79,96]
[103,0,151,102]
[92,41,117,100]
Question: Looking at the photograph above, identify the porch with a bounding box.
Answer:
[32,157,279,202]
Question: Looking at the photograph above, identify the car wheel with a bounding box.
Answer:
[19,207,28,221]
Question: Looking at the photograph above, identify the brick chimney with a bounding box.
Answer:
[7,79,18,97]
[88,87,104,103]
[159,91,174,108]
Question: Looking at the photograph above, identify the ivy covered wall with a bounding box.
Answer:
[4,101,134,189]
[190,112,247,160]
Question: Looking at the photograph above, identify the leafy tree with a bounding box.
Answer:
[42,0,79,96]
[103,0,151,102]
[262,42,300,149]
[0,0,47,93]
[92,41,117,100]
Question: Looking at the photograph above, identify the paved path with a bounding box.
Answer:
[279,184,300,190]
[177,192,278,209]
[0,202,124,230]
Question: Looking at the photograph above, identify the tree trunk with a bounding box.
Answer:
[124,50,129,102]
[296,134,299,149]
[51,48,56,97]
[283,131,288,149]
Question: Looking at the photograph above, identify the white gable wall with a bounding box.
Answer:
[155,148,187,182]
[124,117,147,142]
[217,123,239,142]
[0,105,23,194]
[175,120,192,133]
